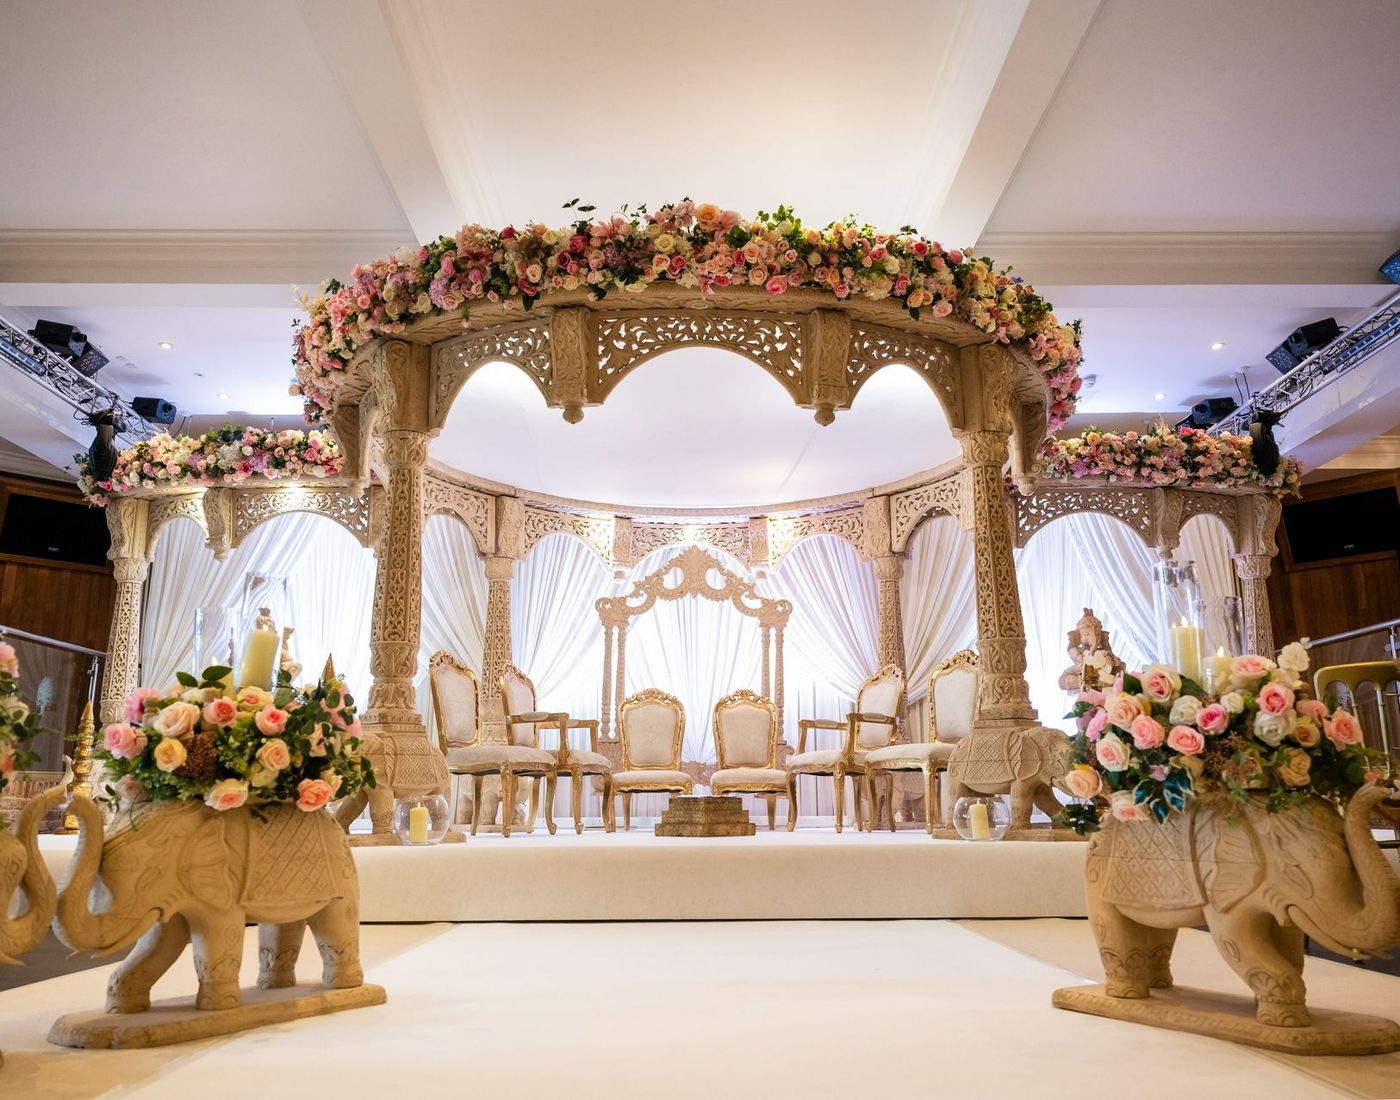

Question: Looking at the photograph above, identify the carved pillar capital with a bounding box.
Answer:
[861,496,893,561]
[496,496,526,560]
[959,429,1011,469]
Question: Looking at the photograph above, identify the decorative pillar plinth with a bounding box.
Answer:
[654,795,756,837]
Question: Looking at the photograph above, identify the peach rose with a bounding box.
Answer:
[1129,715,1165,750]
[1110,789,1145,821]
[1324,709,1363,747]
[255,737,291,772]
[255,706,289,736]
[1095,732,1131,772]
[1296,698,1328,721]
[152,737,188,773]
[202,696,239,728]
[1292,717,1322,748]
[1062,764,1102,799]
[152,701,199,740]
[1276,747,1312,788]
[0,641,16,676]
[1166,725,1205,755]
[102,722,147,760]
[204,778,249,811]
[1105,693,1145,730]
[296,778,333,812]
[1257,682,1296,715]
[1140,665,1181,703]
[1196,703,1230,734]
[1230,654,1274,685]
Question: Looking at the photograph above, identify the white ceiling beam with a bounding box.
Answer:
[928,0,1103,247]
[295,0,461,242]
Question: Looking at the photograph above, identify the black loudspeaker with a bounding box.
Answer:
[1186,397,1237,428]
[1268,318,1341,373]
[26,320,109,377]
[131,396,177,424]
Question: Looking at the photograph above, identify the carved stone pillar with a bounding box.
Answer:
[873,554,907,672]
[99,498,150,726]
[960,430,1035,724]
[1233,554,1275,657]
[481,554,514,741]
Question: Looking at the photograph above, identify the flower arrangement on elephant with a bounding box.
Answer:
[76,424,344,506]
[1040,422,1302,496]
[291,198,1084,430]
[1058,641,1379,835]
[0,643,41,813]
[95,667,375,814]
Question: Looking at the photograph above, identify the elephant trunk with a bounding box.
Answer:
[53,793,158,957]
[0,783,65,963]
[1288,784,1400,959]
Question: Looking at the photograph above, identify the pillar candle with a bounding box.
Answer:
[236,628,279,691]
[1168,624,1204,686]
[968,800,991,840]
[408,804,430,844]
[1204,648,1233,697]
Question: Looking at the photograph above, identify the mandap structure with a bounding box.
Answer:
[92,274,1283,835]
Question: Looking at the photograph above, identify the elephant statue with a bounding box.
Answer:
[333,725,449,836]
[51,793,365,1013]
[1083,783,1400,1027]
[0,784,63,964]
[945,724,1068,828]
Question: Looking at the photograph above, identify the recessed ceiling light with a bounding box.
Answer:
[1153,392,1166,401]
[1210,341,1226,351]
[157,341,173,350]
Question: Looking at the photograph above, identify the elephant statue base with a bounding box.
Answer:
[1054,785,1400,1056]
[44,794,386,1049]
[945,724,1073,834]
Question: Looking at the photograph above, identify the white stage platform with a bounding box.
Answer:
[38,825,1090,922]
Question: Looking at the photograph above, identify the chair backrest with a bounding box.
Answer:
[619,689,685,770]
[1314,661,1397,759]
[713,689,778,768]
[855,665,905,750]
[428,651,480,753]
[930,650,979,743]
[501,664,540,749]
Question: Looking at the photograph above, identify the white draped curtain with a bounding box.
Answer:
[418,515,489,745]
[901,516,978,743]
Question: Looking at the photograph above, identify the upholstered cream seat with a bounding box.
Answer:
[787,665,904,832]
[502,664,615,834]
[864,650,978,834]
[611,689,692,830]
[428,651,556,837]
[710,689,793,831]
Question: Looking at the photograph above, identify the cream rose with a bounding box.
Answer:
[236,686,273,711]
[205,778,249,811]
[248,763,277,789]
[152,737,188,773]
[1095,732,1131,772]
[1277,641,1310,673]
[1220,691,1245,715]
[1253,710,1295,747]
[1104,693,1145,730]
[1062,764,1103,799]
[1140,665,1181,703]
[255,737,292,772]
[1168,695,1201,726]
[152,701,199,740]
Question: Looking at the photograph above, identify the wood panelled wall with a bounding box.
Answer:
[1267,470,1400,659]
[0,474,114,652]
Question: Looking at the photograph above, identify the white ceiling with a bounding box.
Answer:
[1,0,1397,498]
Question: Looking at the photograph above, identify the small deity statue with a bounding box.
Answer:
[279,625,303,683]
[1058,607,1125,692]
[254,606,276,633]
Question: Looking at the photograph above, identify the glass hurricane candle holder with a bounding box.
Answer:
[1154,560,1205,684]
[952,795,1011,841]
[393,794,451,846]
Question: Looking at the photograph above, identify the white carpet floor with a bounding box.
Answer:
[3,918,1398,1099]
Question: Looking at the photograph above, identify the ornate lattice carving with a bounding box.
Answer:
[846,324,959,424]
[630,521,752,565]
[423,473,493,556]
[481,555,514,738]
[431,320,552,427]
[522,506,614,564]
[767,506,865,567]
[145,492,205,557]
[593,313,804,402]
[1179,492,1238,551]
[890,470,963,551]
[229,487,372,549]
[1015,485,1157,549]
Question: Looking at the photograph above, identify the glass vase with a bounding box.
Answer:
[1154,560,1204,684]
[951,795,1010,841]
[393,794,451,846]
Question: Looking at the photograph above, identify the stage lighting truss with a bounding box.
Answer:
[1212,290,1400,437]
[0,313,146,447]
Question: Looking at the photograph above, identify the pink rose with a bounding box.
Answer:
[255,706,289,736]
[1095,732,1130,772]
[114,774,147,803]
[152,701,199,740]
[1296,698,1328,721]
[1077,688,1105,707]
[1085,708,1108,741]
[1128,715,1165,751]
[1257,682,1295,715]
[102,722,148,760]
[1196,703,1229,734]
[204,778,249,812]
[255,737,292,772]
[1166,725,1205,755]
[124,687,162,724]
[0,641,17,676]
[1231,654,1272,683]
[1105,693,1145,730]
[1140,666,1180,703]
[202,696,239,728]
[296,778,333,812]
[1110,789,1145,822]
[1324,709,1363,747]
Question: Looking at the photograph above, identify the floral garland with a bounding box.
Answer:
[96,667,374,814]
[1040,423,1302,496]
[0,643,41,813]
[291,199,1084,429]
[77,425,344,505]
[1059,642,1380,834]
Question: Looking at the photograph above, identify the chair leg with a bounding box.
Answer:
[526,777,539,835]
[766,794,777,831]
[623,791,632,832]
[885,773,896,833]
[833,769,845,834]
[571,770,584,835]
[500,769,516,839]
[924,764,937,834]
[851,773,863,833]
[470,775,484,836]
[602,775,615,833]
[786,775,798,832]
[543,772,558,835]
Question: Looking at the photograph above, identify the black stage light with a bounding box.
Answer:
[27,319,108,377]
[1267,318,1341,374]
[1249,410,1282,477]
[131,396,177,425]
[1184,397,1237,429]
[85,409,118,480]
[1381,249,1400,285]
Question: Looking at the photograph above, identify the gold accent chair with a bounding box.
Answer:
[612,689,692,830]
[428,651,557,837]
[710,689,793,831]
[864,650,979,834]
[787,665,904,832]
[502,664,615,834]
[1314,660,1398,848]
